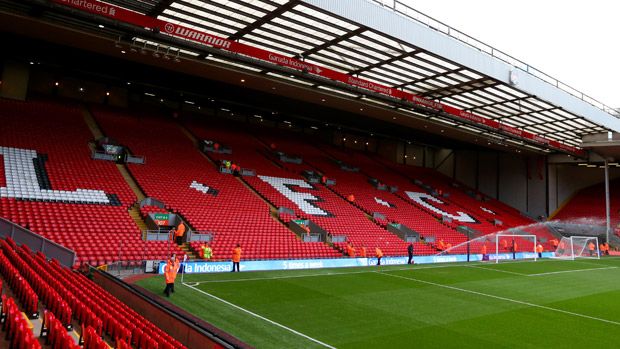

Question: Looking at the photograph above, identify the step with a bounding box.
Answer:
[117,165,147,201]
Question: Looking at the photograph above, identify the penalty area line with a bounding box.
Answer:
[375,271,620,327]
[182,282,337,349]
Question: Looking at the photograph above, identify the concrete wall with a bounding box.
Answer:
[435,149,454,178]
[498,154,527,213]
[478,152,498,199]
[454,150,477,189]
[422,149,549,218]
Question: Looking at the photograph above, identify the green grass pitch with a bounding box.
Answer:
[135,258,620,348]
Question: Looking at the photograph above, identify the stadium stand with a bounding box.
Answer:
[257,130,557,254]
[0,98,556,262]
[553,179,620,229]
[1,295,42,348]
[0,237,185,348]
[92,107,342,260]
[185,120,412,256]
[0,99,183,266]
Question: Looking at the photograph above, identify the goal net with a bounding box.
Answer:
[494,233,537,263]
[432,231,538,263]
[553,236,599,260]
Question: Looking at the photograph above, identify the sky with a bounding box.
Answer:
[396,0,620,110]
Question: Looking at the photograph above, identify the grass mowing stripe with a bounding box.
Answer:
[465,265,528,276]
[194,270,370,284]
[526,266,618,276]
[182,282,337,349]
[375,270,620,327]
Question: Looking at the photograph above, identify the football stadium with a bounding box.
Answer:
[0,0,619,348]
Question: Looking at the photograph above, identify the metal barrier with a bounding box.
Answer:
[187,231,213,242]
[0,217,76,268]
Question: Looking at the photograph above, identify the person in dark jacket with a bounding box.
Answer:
[407,243,414,264]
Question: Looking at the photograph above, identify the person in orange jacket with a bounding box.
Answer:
[603,242,610,255]
[536,243,544,258]
[346,243,356,257]
[232,244,242,272]
[437,239,445,251]
[558,240,566,255]
[360,246,367,258]
[481,244,489,261]
[551,238,559,249]
[501,239,508,251]
[375,247,383,265]
[163,255,179,297]
[174,222,186,245]
[588,241,596,256]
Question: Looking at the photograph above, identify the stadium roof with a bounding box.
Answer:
[9,0,620,156]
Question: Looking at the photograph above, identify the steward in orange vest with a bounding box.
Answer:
[163,255,179,297]
[375,247,383,266]
[232,244,242,272]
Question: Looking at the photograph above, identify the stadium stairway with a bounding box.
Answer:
[81,107,105,140]
[116,164,147,202]
[128,203,148,238]
[84,106,153,238]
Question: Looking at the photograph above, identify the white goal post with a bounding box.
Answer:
[495,234,537,263]
[552,236,600,260]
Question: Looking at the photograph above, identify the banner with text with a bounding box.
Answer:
[157,252,554,274]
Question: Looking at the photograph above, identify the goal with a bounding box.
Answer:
[495,234,537,263]
[553,236,600,260]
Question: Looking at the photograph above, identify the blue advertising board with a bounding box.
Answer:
[158,252,555,274]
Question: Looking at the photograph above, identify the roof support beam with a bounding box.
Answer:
[228,0,302,41]
[393,68,463,89]
[301,28,364,58]
[464,96,529,112]
[420,78,494,98]
[348,51,413,75]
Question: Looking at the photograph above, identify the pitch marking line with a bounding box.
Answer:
[527,266,618,276]
[376,271,620,327]
[182,282,337,349]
